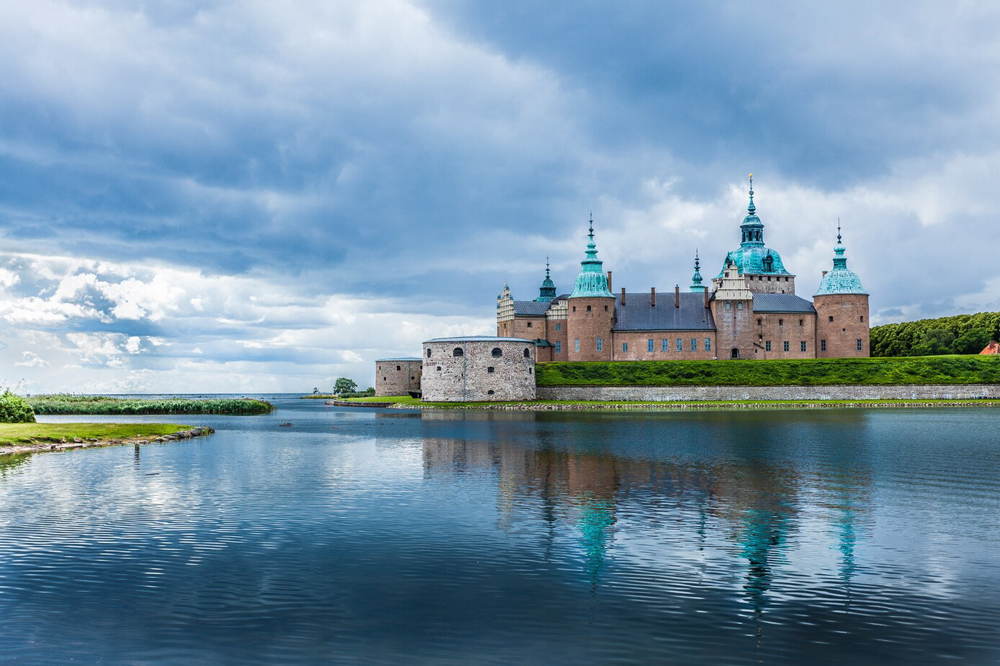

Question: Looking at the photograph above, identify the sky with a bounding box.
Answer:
[1,0,999,393]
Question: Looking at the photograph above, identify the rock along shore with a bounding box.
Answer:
[0,426,215,457]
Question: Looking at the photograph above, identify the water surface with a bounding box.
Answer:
[1,399,999,664]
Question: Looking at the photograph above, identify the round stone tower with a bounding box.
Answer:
[421,336,536,402]
[814,224,870,358]
[566,217,615,361]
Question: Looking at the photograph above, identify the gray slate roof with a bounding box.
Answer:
[752,293,816,313]
[513,300,551,316]
[613,292,715,331]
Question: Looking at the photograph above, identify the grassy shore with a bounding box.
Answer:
[334,395,1000,411]
[536,355,1000,387]
[28,395,273,415]
[0,423,214,457]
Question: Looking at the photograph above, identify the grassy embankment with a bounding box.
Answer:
[0,423,197,446]
[535,355,1000,387]
[28,395,273,415]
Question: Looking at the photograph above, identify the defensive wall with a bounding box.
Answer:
[422,336,536,402]
[375,358,423,396]
[538,384,1000,402]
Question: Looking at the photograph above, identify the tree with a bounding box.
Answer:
[334,377,358,395]
[313,387,319,394]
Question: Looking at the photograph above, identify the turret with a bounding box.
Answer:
[536,257,557,302]
[689,250,706,292]
[814,222,869,358]
[566,215,615,361]
[712,260,754,359]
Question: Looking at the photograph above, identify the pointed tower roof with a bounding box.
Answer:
[689,249,706,292]
[717,174,792,278]
[536,257,557,302]
[816,221,867,295]
[569,215,613,298]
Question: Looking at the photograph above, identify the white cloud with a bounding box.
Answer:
[14,351,49,368]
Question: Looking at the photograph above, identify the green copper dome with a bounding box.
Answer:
[569,217,613,299]
[716,178,792,278]
[536,258,556,302]
[816,225,867,296]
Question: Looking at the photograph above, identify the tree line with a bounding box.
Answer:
[870,311,1000,357]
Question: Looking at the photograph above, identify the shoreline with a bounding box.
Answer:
[0,426,215,457]
[330,398,1000,412]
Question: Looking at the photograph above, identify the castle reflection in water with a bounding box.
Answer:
[404,410,873,621]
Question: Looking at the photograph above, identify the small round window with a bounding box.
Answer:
[491,348,502,358]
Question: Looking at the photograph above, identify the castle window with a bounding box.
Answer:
[857,339,863,351]
[677,339,683,352]
[453,347,464,357]
[427,349,432,358]
[690,338,697,351]
[737,302,744,310]
[766,341,772,351]
[383,377,386,381]
[648,339,654,352]
[488,367,495,373]
[396,365,401,371]
[488,390,495,395]
[799,319,804,327]
[801,341,807,352]
[555,323,562,331]
[523,348,530,358]
[757,318,762,326]
[705,338,711,352]
[574,338,580,353]
[860,316,865,322]
[492,348,502,358]
[605,305,609,311]
[528,367,533,375]
[779,319,784,326]
[572,306,576,312]
[821,340,827,351]
[596,337,603,352]
[587,305,592,312]
[829,316,834,322]
[622,342,628,352]
[436,366,441,371]
[768,277,772,281]
[527,322,532,328]
[725,302,732,311]
[555,342,562,354]
[784,341,790,352]
[410,377,415,380]
[662,339,668,352]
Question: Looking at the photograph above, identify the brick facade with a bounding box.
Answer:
[566,296,616,361]
[611,331,717,360]
[814,294,870,358]
[754,313,817,359]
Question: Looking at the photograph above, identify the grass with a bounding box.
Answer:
[535,355,1000,387]
[0,423,195,446]
[28,395,273,415]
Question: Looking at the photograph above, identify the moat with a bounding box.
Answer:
[1,397,999,664]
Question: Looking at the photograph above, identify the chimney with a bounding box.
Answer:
[607,271,613,293]
[704,288,710,309]
[675,285,680,308]
[621,287,626,306]
[650,287,656,307]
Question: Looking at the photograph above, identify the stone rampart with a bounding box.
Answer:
[538,384,1000,402]
[422,337,536,402]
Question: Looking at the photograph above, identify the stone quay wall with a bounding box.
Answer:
[538,384,1000,402]
[422,339,536,402]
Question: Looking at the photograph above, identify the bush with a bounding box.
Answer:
[0,390,37,423]
[871,311,1000,357]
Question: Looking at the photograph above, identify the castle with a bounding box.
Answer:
[495,177,870,362]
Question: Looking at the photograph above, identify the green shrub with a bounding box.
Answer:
[871,311,1000,357]
[0,390,37,423]
[28,396,273,416]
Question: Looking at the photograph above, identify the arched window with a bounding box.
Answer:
[396,365,401,371]
[487,367,495,373]
[778,319,783,326]
[453,347,464,357]
[426,349,432,358]
[523,348,530,358]
[731,348,740,359]
[492,348,502,358]
[487,390,495,395]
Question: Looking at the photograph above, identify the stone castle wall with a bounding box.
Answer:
[539,384,1000,402]
[422,339,536,402]
[375,360,422,396]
